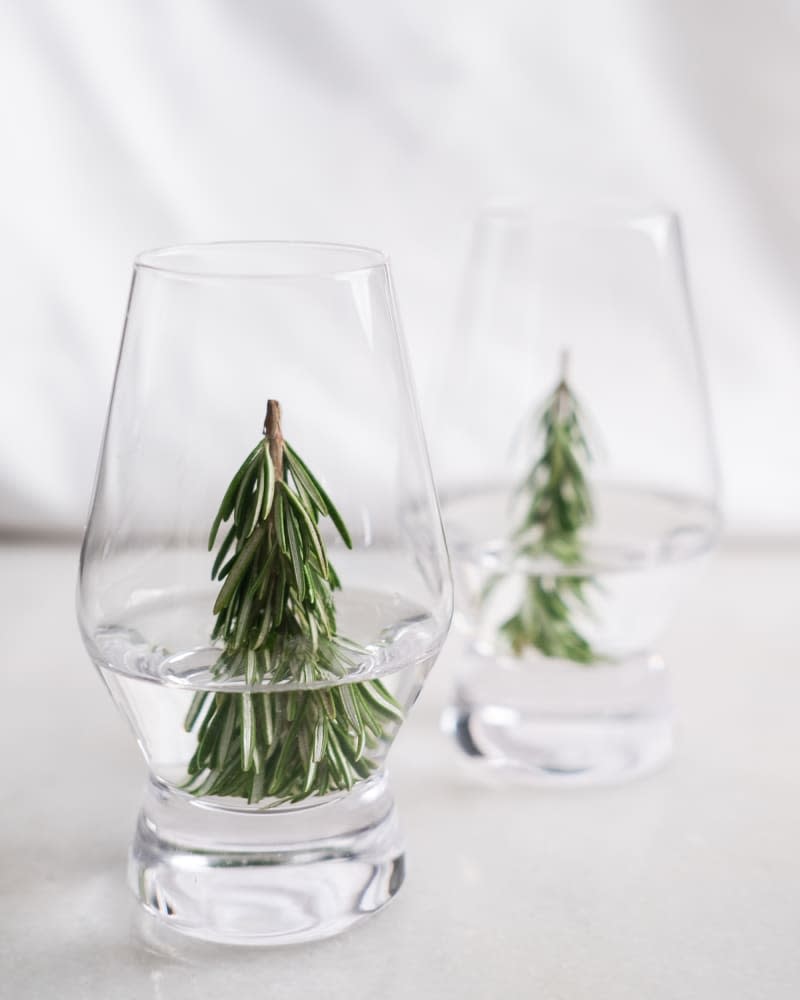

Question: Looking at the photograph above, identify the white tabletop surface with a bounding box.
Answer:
[1,543,798,999]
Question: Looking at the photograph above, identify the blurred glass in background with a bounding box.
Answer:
[433,205,719,783]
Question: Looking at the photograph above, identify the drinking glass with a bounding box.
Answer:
[432,206,719,785]
[77,241,452,943]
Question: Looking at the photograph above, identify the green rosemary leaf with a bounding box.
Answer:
[303,565,317,606]
[233,458,258,531]
[301,758,318,796]
[337,683,362,730]
[310,613,323,656]
[241,693,255,770]
[281,483,329,575]
[245,650,259,686]
[360,679,404,721]
[184,690,210,732]
[325,728,355,789]
[208,442,262,549]
[312,720,326,762]
[211,523,237,580]
[195,694,218,742]
[274,489,288,554]
[190,767,221,798]
[213,523,265,615]
[354,716,367,759]
[284,448,327,513]
[284,442,352,548]
[263,447,276,519]
[318,585,338,635]
[195,701,223,764]
[319,688,336,720]
[248,549,273,599]
[260,693,275,744]
[328,562,342,591]
[271,712,305,788]
[234,588,255,648]
[246,458,266,539]
[249,768,265,805]
[283,498,306,600]
[214,552,238,585]
[297,724,311,768]
[351,691,383,738]
[254,601,274,649]
[215,698,236,769]
[219,589,238,638]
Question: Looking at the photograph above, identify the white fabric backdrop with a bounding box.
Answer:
[2,0,799,536]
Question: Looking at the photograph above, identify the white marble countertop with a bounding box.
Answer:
[1,543,798,999]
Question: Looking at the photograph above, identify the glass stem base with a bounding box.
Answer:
[129,774,404,945]
[445,648,673,787]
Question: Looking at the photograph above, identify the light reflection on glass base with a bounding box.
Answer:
[129,774,404,945]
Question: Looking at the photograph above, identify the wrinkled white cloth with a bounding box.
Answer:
[2,0,798,535]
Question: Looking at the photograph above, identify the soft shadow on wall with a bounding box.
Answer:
[1,0,798,537]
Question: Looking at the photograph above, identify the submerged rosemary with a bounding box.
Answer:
[183,400,402,804]
[495,356,600,664]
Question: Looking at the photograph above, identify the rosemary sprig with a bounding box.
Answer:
[492,356,599,664]
[183,400,403,805]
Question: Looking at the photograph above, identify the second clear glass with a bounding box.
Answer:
[432,205,720,786]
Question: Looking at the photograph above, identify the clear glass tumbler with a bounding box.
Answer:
[77,242,452,944]
[433,205,720,786]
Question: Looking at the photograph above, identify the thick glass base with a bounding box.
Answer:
[129,775,404,945]
[445,649,673,787]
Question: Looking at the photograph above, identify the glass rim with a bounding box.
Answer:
[134,240,389,280]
